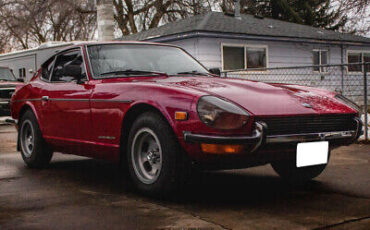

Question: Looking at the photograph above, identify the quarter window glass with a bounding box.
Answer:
[42,57,55,80]
[51,50,84,82]
[348,53,362,72]
[247,47,266,69]
[223,46,245,71]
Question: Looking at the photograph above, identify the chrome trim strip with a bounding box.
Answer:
[91,99,132,103]
[49,98,89,102]
[13,98,132,103]
[0,101,9,105]
[266,130,357,144]
[13,98,41,102]
[0,88,16,91]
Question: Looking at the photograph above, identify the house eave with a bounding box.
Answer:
[140,31,370,47]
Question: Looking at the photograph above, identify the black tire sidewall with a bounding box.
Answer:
[126,112,187,194]
[19,110,52,168]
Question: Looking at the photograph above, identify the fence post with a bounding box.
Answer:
[364,63,368,141]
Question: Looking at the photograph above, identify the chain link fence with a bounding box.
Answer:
[222,62,369,141]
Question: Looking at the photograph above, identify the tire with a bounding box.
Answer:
[271,156,328,183]
[126,111,189,195]
[19,110,53,168]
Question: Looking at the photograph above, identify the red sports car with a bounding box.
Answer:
[10,42,362,194]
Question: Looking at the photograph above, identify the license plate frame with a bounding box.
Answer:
[296,141,329,168]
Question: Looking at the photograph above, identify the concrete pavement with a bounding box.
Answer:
[0,125,369,230]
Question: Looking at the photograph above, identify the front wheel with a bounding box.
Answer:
[19,110,53,168]
[126,112,189,195]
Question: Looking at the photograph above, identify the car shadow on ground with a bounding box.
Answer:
[44,156,324,206]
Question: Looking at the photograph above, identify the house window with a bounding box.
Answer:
[222,45,267,71]
[223,46,245,70]
[18,68,26,78]
[347,51,370,72]
[313,50,328,72]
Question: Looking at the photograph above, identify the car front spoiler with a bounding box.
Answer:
[183,118,362,152]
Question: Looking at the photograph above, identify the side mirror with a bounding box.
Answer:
[17,78,24,82]
[209,68,221,76]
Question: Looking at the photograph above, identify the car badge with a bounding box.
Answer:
[302,103,312,108]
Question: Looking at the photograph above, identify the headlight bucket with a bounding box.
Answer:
[197,96,249,130]
[335,94,361,112]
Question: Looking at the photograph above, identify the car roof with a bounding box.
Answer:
[56,41,180,54]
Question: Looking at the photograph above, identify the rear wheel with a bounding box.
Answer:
[271,158,327,183]
[126,111,189,195]
[19,110,53,168]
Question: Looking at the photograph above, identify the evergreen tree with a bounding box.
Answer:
[227,0,348,31]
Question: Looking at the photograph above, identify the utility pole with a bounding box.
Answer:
[96,0,114,41]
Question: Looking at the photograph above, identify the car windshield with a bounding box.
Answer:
[0,68,16,81]
[87,44,209,77]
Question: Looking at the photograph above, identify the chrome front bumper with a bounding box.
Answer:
[184,118,362,151]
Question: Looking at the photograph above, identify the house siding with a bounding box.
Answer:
[163,37,370,106]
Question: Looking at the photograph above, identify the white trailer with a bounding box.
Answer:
[0,42,76,82]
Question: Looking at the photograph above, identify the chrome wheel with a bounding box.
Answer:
[131,128,163,184]
[21,120,35,158]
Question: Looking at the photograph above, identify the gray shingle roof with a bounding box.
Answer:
[121,12,370,44]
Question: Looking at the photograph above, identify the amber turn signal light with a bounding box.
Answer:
[175,111,188,121]
[201,144,244,154]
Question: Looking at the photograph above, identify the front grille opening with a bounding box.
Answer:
[0,89,14,99]
[256,114,357,136]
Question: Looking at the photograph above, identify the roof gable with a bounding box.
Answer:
[121,12,370,44]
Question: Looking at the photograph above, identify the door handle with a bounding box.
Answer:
[41,96,49,101]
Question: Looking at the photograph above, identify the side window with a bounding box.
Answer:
[51,50,85,82]
[313,50,328,72]
[18,68,26,79]
[41,57,56,80]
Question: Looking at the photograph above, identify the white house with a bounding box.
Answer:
[121,11,370,105]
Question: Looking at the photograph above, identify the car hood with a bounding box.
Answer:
[156,76,355,116]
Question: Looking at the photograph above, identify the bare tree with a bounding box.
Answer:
[113,0,213,36]
[0,0,97,52]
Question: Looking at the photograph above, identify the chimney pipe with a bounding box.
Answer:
[96,0,114,41]
[234,0,241,20]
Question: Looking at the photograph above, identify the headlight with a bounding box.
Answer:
[197,96,249,130]
[335,94,361,112]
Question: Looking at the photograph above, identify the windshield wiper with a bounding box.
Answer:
[176,71,211,76]
[99,69,168,77]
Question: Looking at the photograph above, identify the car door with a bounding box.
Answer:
[41,48,93,151]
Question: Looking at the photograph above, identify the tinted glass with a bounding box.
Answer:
[223,46,245,70]
[348,53,362,72]
[247,47,266,69]
[320,51,328,72]
[0,68,16,81]
[87,44,207,77]
[42,57,56,80]
[313,51,320,71]
[51,50,85,82]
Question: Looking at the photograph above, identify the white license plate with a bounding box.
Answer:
[296,141,329,168]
